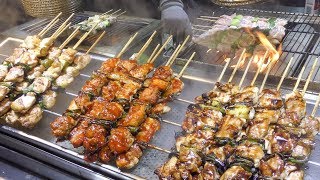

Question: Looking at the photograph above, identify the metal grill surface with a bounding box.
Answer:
[0,38,320,179]
[182,7,320,89]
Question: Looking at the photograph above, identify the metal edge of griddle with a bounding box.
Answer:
[0,126,143,180]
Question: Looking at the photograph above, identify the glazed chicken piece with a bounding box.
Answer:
[101,81,122,102]
[220,166,252,180]
[68,92,92,113]
[182,104,223,133]
[69,119,90,148]
[4,66,24,82]
[136,117,161,143]
[260,154,285,178]
[162,78,184,101]
[235,140,265,167]
[0,98,12,116]
[153,66,173,82]
[11,92,36,113]
[99,58,120,73]
[258,89,283,109]
[138,86,160,105]
[81,74,108,96]
[116,143,143,169]
[206,144,234,162]
[18,105,43,128]
[50,116,78,138]
[0,65,9,81]
[247,117,271,139]
[115,82,141,102]
[278,111,302,127]
[118,102,147,127]
[129,63,153,80]
[178,146,202,173]
[285,91,306,120]
[281,163,304,180]
[176,129,215,152]
[40,90,57,109]
[86,99,123,121]
[108,127,135,154]
[155,156,180,179]
[299,116,320,137]
[201,162,220,180]
[254,108,282,124]
[148,78,170,92]
[99,145,113,163]
[291,138,314,159]
[115,59,138,73]
[231,85,259,105]
[265,127,296,155]
[83,124,107,152]
[216,115,246,139]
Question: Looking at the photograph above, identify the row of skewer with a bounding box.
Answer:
[0,12,111,128]
[50,28,196,169]
[155,48,320,179]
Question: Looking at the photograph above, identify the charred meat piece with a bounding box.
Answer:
[162,78,184,101]
[299,116,320,137]
[68,92,92,113]
[281,163,304,180]
[178,146,202,173]
[265,127,296,155]
[130,63,153,80]
[216,115,246,139]
[50,116,78,138]
[87,99,123,121]
[101,81,121,102]
[201,162,220,179]
[116,143,143,169]
[83,124,107,152]
[176,129,215,152]
[115,60,138,73]
[220,165,252,180]
[149,78,170,91]
[206,144,235,162]
[255,108,282,124]
[18,105,43,128]
[115,82,141,102]
[247,117,271,139]
[278,111,302,127]
[153,66,173,82]
[108,127,135,154]
[118,103,147,127]
[260,154,284,178]
[258,89,283,109]
[136,117,161,143]
[285,91,306,120]
[69,119,90,148]
[155,156,180,179]
[235,140,265,167]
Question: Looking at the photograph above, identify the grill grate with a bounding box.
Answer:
[183,7,320,88]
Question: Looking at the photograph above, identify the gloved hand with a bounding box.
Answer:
[160,0,192,44]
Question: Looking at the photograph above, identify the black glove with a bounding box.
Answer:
[160,0,192,44]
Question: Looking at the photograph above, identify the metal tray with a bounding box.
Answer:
[0,38,320,180]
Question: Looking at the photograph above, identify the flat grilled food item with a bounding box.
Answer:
[194,14,287,55]
[71,14,117,34]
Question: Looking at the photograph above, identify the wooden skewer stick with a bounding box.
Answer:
[302,58,318,95]
[59,27,80,49]
[102,9,114,15]
[115,11,126,17]
[293,65,306,92]
[73,23,98,50]
[276,57,294,91]
[136,31,157,60]
[228,48,246,83]
[192,28,206,32]
[250,61,262,86]
[149,35,173,64]
[52,13,75,38]
[116,32,139,58]
[200,15,219,19]
[54,22,71,39]
[166,44,181,66]
[110,9,121,15]
[147,44,160,63]
[217,58,231,83]
[162,119,181,127]
[169,35,190,66]
[178,52,196,78]
[259,59,273,93]
[85,31,106,55]
[39,18,60,37]
[193,24,212,28]
[145,144,171,154]
[38,12,62,36]
[197,18,217,22]
[311,93,320,117]
[239,56,254,89]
